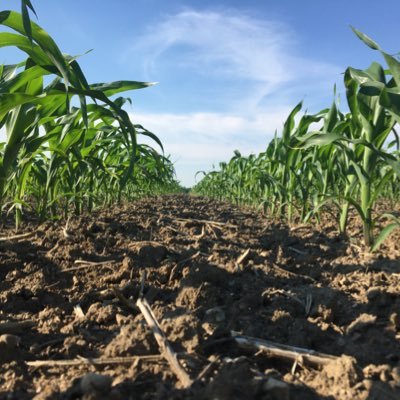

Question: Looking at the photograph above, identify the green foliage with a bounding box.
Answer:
[0,1,181,227]
[194,29,400,251]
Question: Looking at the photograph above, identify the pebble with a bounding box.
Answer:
[0,334,21,363]
[0,334,20,347]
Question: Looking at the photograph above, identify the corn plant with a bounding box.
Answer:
[1,1,181,227]
[194,28,400,251]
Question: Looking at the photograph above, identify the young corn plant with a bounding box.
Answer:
[1,1,180,226]
[194,28,400,251]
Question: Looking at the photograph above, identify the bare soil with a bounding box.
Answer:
[0,195,399,399]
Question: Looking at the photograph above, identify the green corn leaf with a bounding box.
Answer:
[369,169,394,207]
[299,131,343,148]
[21,0,37,43]
[90,80,156,97]
[2,64,49,93]
[351,26,381,51]
[22,0,37,18]
[0,32,52,66]
[135,124,164,152]
[371,222,399,252]
[381,52,400,88]
[343,196,366,222]
[380,87,400,118]
[282,101,302,144]
[0,10,70,88]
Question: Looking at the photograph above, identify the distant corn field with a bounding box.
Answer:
[194,28,400,251]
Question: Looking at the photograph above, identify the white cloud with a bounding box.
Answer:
[121,9,344,187]
[132,108,292,186]
[127,10,341,112]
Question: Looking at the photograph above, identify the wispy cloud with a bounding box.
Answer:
[128,9,341,111]
[132,108,292,186]
[124,9,343,185]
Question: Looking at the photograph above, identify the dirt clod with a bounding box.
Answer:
[0,195,399,399]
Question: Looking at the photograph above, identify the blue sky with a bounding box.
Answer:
[2,0,400,186]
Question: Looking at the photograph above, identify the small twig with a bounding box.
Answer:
[195,356,221,383]
[305,293,313,317]
[136,297,193,388]
[161,225,190,238]
[35,337,65,351]
[169,251,201,281]
[0,232,36,242]
[289,224,310,232]
[263,289,313,316]
[0,320,36,334]
[128,240,164,247]
[235,249,251,270]
[270,263,316,283]
[231,332,338,367]
[288,246,307,256]
[174,217,237,229]
[112,287,137,311]
[45,242,60,257]
[74,259,117,265]
[178,251,201,267]
[264,289,304,306]
[62,260,118,272]
[194,226,206,240]
[26,355,162,368]
[62,217,72,238]
[73,305,85,319]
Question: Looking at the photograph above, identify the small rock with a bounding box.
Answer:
[0,334,20,347]
[0,334,21,363]
[392,367,400,383]
[390,313,400,330]
[115,313,129,326]
[122,256,133,269]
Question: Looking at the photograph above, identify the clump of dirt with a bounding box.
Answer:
[0,194,399,399]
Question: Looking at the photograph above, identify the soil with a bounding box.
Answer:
[0,194,399,400]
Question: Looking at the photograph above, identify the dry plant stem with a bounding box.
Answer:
[236,248,251,268]
[195,356,221,383]
[136,297,193,388]
[26,355,162,368]
[74,259,118,265]
[289,224,310,232]
[0,320,36,333]
[112,287,137,311]
[62,260,117,272]
[62,217,71,238]
[0,232,35,242]
[271,263,316,283]
[129,240,164,246]
[174,217,237,229]
[288,246,307,256]
[231,332,338,367]
[169,251,201,281]
[178,251,201,266]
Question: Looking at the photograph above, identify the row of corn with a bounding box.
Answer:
[0,1,181,228]
[194,29,400,251]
